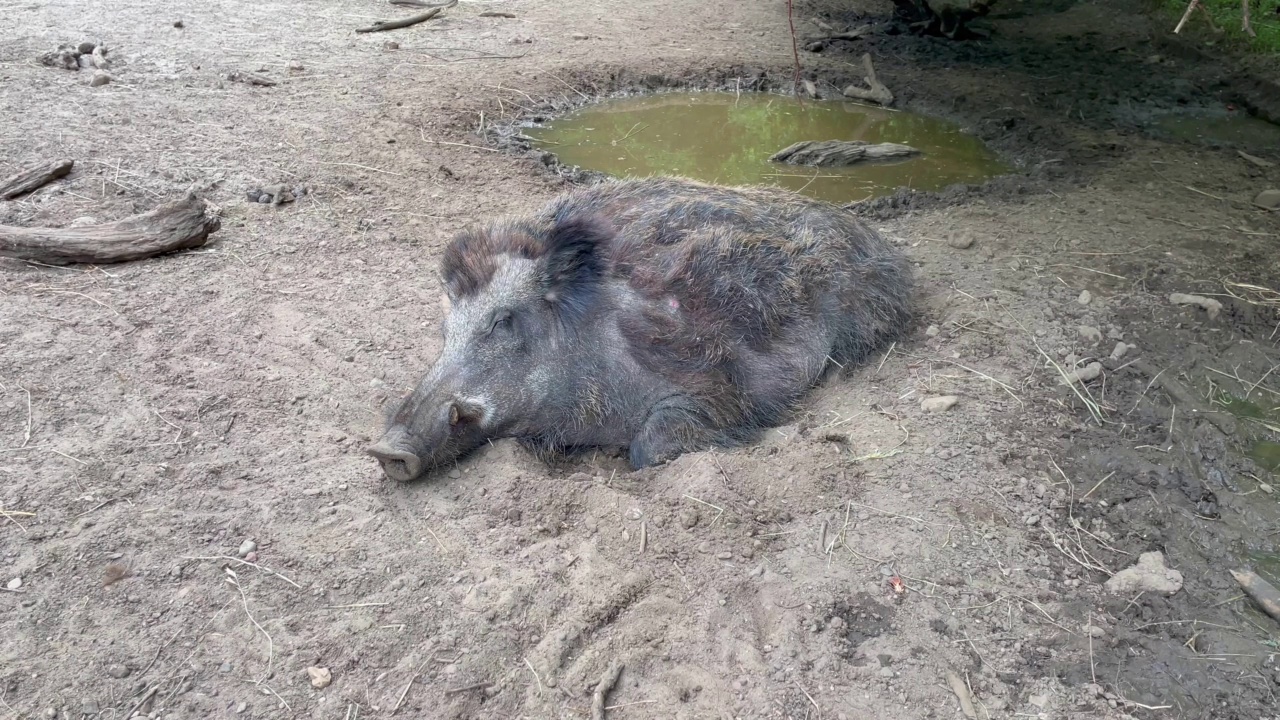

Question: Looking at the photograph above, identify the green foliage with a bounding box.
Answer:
[1159,0,1280,53]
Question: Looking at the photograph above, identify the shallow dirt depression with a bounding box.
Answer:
[2,0,1280,719]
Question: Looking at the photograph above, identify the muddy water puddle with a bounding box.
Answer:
[1215,390,1280,473]
[1152,108,1280,148]
[525,92,1010,203]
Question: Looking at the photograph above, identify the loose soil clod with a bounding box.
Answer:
[0,192,221,264]
[0,159,74,200]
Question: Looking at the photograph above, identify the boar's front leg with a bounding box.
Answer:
[628,395,725,469]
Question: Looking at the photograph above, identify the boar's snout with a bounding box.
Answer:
[367,433,423,482]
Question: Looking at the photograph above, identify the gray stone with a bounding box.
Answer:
[1253,188,1280,209]
[1105,551,1183,595]
[921,395,958,413]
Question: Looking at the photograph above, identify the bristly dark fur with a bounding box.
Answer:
[540,214,612,326]
[387,175,914,475]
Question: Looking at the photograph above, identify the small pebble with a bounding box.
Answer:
[293,185,308,197]
[924,324,940,338]
[174,19,184,28]
[78,54,95,70]
[448,468,461,479]
[7,577,21,591]
[220,662,233,672]
[257,194,272,204]
[1253,188,1280,210]
[246,189,262,202]
[82,700,99,715]
[1061,362,1103,386]
[89,71,111,87]
[1077,290,1092,305]
[306,666,332,689]
[244,551,258,563]
[879,667,895,678]
[571,32,589,40]
[1077,325,1102,343]
[946,231,974,249]
[43,710,56,719]
[1109,342,1129,362]
[238,539,257,558]
[716,551,732,560]
[77,42,96,54]
[384,41,400,50]
[106,664,130,679]
[236,701,247,714]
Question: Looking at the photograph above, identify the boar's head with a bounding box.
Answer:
[368,213,611,481]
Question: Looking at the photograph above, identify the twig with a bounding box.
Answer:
[356,0,456,33]
[682,494,724,526]
[1174,0,1200,34]
[639,521,647,554]
[1242,0,1256,36]
[786,0,804,103]
[393,658,429,712]
[324,602,389,609]
[123,687,159,720]
[17,387,32,448]
[591,662,624,720]
[445,681,493,695]
[226,568,273,683]
[544,72,589,101]
[308,160,404,176]
[1079,471,1116,501]
[793,679,819,712]
[524,658,544,697]
[180,555,302,589]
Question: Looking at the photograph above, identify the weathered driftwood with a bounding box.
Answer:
[843,53,894,106]
[770,140,919,167]
[1,160,74,200]
[1231,569,1280,623]
[358,0,456,32]
[0,193,220,264]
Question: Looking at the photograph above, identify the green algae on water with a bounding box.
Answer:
[525,92,1010,203]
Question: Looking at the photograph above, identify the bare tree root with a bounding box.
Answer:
[0,193,221,264]
[842,53,894,106]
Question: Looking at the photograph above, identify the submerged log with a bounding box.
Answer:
[0,159,75,200]
[770,140,919,167]
[0,192,221,264]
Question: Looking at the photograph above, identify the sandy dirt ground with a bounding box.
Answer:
[3,0,1280,718]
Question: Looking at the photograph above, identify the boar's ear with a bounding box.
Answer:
[541,214,610,317]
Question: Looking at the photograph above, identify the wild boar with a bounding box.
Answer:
[368,176,912,481]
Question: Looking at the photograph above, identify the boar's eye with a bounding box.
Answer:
[486,309,513,336]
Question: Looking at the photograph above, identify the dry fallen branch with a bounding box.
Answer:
[591,662,624,720]
[805,25,873,51]
[1,159,74,200]
[842,53,893,106]
[771,140,918,167]
[1230,569,1280,622]
[357,0,456,33]
[0,193,220,265]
